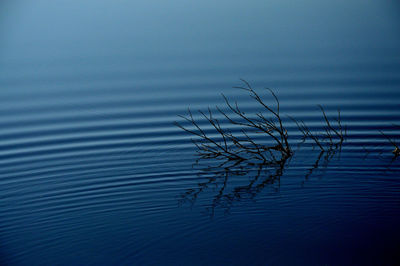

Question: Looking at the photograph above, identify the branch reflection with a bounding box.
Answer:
[179,145,342,217]
[179,155,289,216]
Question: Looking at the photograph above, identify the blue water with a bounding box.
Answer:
[1,1,400,265]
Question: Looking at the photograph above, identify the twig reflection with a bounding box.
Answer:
[179,154,290,216]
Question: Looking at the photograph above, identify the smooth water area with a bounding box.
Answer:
[1,1,400,265]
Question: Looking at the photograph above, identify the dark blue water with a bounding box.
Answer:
[1,1,400,265]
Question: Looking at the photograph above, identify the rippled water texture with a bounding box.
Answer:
[1,1,400,265]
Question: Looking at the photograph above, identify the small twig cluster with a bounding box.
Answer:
[380,130,400,158]
[292,106,346,153]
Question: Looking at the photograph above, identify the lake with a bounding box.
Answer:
[0,0,399,265]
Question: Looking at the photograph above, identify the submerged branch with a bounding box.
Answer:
[175,80,292,166]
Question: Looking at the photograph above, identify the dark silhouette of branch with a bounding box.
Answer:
[175,80,292,166]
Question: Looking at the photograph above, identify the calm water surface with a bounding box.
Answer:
[1,1,400,265]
